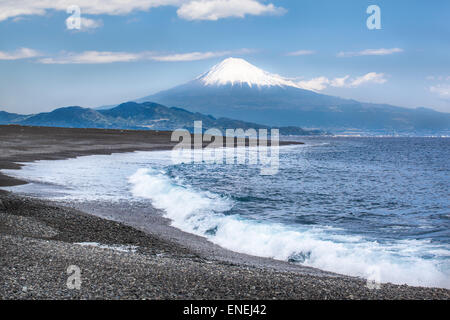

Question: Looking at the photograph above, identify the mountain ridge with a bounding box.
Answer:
[139,57,450,133]
[0,101,322,136]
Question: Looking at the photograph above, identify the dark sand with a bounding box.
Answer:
[0,125,449,299]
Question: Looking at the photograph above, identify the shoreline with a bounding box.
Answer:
[2,192,449,299]
[1,125,449,299]
[0,125,298,187]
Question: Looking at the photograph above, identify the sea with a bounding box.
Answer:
[3,136,449,288]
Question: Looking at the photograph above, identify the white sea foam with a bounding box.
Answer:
[129,168,450,288]
[2,148,449,289]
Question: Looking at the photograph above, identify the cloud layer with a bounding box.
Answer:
[296,72,387,91]
[38,51,146,64]
[286,50,315,56]
[338,48,403,57]
[177,0,285,21]
[0,48,40,60]
[37,49,251,64]
[0,0,285,22]
[65,17,103,31]
[150,49,252,61]
[78,17,103,30]
[430,84,450,98]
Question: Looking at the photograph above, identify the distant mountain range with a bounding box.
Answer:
[0,102,321,136]
[139,58,450,133]
[2,57,449,135]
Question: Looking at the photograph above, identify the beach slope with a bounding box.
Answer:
[1,125,449,299]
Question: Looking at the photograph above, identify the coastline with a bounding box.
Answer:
[1,125,449,299]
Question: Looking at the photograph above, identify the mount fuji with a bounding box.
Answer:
[139,58,450,133]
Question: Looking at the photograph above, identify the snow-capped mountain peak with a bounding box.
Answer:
[197,57,300,88]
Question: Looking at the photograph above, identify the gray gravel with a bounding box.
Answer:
[1,193,449,300]
[1,125,449,300]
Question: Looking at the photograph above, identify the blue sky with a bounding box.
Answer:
[0,0,449,114]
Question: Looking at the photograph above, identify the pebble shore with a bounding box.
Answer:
[1,125,449,300]
[1,193,449,300]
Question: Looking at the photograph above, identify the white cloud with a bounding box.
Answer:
[430,84,450,98]
[296,73,387,91]
[0,47,40,60]
[177,0,285,21]
[286,50,315,56]
[296,77,329,91]
[0,0,182,21]
[337,48,403,57]
[80,17,103,30]
[37,49,250,64]
[0,0,284,22]
[151,49,251,61]
[12,16,27,22]
[38,51,144,64]
[349,72,387,87]
[65,17,103,31]
[426,75,450,81]
[330,75,350,88]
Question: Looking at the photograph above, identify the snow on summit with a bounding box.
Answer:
[198,57,300,88]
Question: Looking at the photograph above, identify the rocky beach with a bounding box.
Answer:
[1,125,449,300]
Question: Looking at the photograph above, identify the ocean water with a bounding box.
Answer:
[3,137,450,288]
